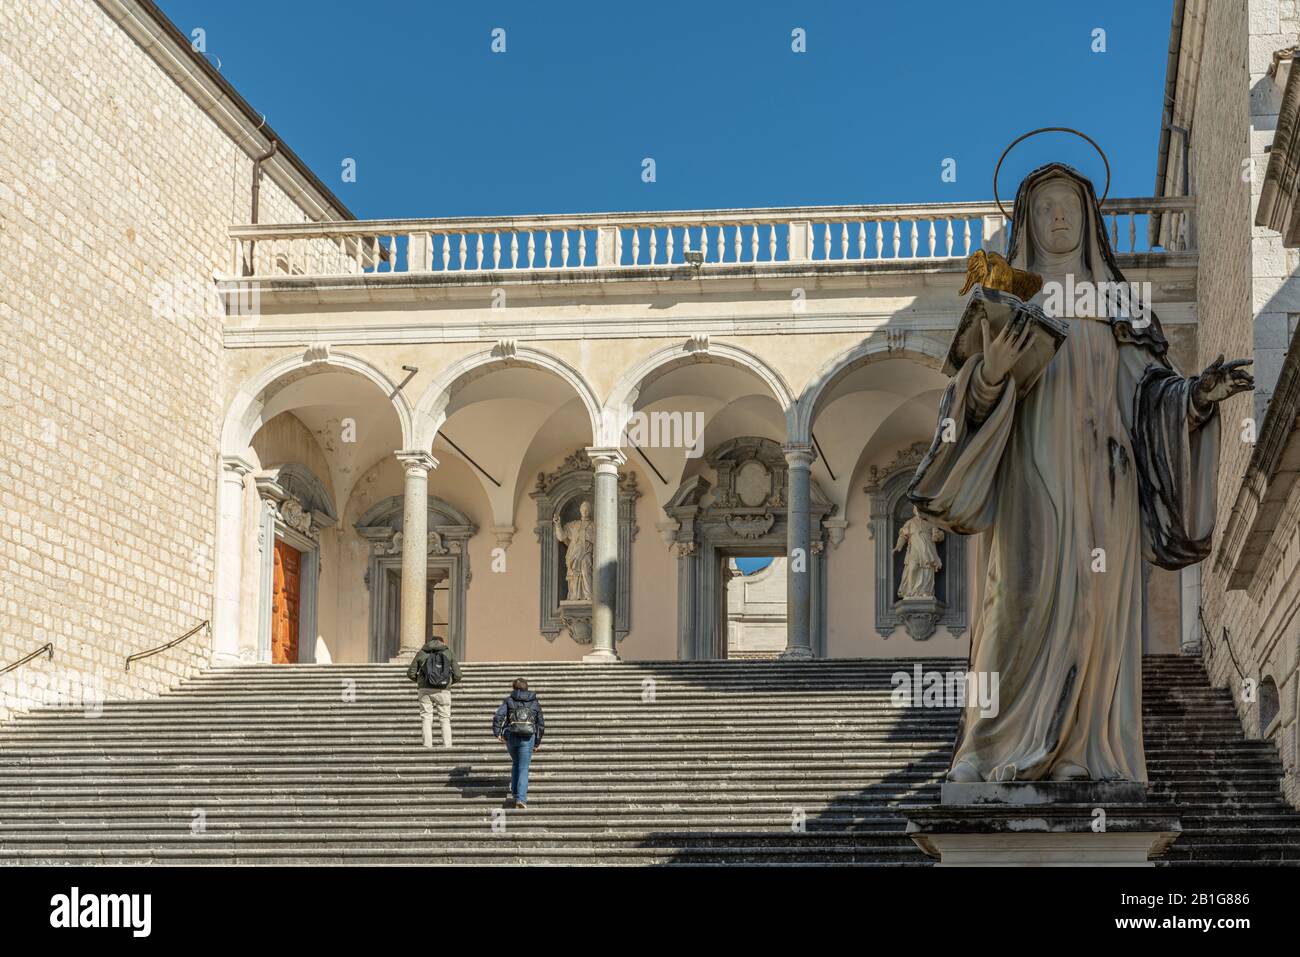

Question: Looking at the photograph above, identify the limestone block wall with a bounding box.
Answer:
[1191,0,1300,805]
[0,0,336,716]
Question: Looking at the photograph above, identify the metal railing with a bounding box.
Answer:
[125,620,209,672]
[0,643,53,679]
[1199,608,1247,682]
[225,196,1196,280]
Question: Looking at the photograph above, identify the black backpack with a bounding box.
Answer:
[422,650,453,688]
[507,702,536,736]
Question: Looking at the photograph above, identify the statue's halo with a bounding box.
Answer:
[993,127,1111,218]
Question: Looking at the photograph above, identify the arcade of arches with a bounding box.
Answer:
[214,337,1187,664]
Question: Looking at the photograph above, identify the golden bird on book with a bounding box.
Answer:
[958,248,1044,301]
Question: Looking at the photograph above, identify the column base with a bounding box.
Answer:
[778,646,815,660]
[582,648,622,663]
[210,651,248,668]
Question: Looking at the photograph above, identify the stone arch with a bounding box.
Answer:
[214,348,415,666]
[413,345,602,452]
[221,348,416,455]
[791,330,947,444]
[603,339,795,447]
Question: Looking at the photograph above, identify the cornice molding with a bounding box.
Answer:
[1221,327,1300,589]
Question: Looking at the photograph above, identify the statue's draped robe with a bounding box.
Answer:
[558,518,595,601]
[897,518,942,600]
[908,164,1221,782]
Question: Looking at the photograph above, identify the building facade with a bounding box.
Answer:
[1159,0,1300,807]
[1,0,1242,762]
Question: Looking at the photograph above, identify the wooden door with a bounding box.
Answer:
[272,540,301,664]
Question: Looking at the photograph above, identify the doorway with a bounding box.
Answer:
[272,539,301,664]
[720,551,787,659]
[377,568,450,660]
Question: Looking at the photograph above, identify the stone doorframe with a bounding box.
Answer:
[255,463,337,663]
[355,495,476,661]
[531,450,640,645]
[864,441,967,640]
[663,436,836,660]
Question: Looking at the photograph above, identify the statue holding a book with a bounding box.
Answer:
[909,159,1253,785]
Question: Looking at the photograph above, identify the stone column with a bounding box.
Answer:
[395,450,437,659]
[1179,563,1203,655]
[782,444,815,660]
[584,447,625,663]
[214,454,255,665]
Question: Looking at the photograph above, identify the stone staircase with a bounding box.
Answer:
[0,655,1296,864]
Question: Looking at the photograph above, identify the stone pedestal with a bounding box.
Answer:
[894,596,942,640]
[905,782,1181,866]
[559,599,592,645]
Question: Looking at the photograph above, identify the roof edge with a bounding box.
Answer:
[96,0,354,222]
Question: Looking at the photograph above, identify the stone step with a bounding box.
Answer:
[0,847,931,865]
[2,655,1293,866]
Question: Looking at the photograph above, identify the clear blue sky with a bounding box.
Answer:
[158,0,1174,219]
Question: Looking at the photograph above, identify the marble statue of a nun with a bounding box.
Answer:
[908,163,1253,783]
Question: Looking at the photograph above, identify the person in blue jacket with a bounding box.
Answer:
[493,678,545,809]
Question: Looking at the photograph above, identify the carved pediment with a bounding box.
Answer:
[725,512,775,539]
[533,449,641,498]
[864,440,933,492]
[708,436,788,511]
[256,462,338,543]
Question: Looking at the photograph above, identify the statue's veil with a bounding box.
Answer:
[1004,163,1170,363]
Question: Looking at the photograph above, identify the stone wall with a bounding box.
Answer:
[1192,0,1300,806]
[0,0,334,716]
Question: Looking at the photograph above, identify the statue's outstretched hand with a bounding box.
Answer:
[980,316,1035,386]
[1192,355,1254,411]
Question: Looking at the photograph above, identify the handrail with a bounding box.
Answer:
[125,620,209,672]
[0,643,53,679]
[1199,608,1247,682]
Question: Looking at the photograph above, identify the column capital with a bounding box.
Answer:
[220,454,257,478]
[782,444,815,468]
[585,446,627,471]
[395,449,438,475]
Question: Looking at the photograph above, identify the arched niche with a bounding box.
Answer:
[354,495,477,661]
[531,450,640,645]
[1260,675,1281,737]
[864,441,967,640]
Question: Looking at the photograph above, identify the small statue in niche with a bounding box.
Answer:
[553,499,595,601]
[894,506,944,601]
